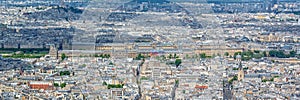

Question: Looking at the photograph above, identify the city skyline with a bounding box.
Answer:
[0,0,300,99]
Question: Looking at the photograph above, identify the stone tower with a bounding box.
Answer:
[49,44,58,59]
[237,55,244,81]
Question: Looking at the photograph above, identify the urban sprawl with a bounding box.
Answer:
[0,0,300,100]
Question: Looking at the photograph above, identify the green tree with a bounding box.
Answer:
[217,53,221,57]
[254,50,260,53]
[61,53,66,60]
[54,83,59,87]
[168,54,172,59]
[60,71,70,76]
[232,75,238,81]
[185,54,189,59]
[173,54,177,58]
[175,59,182,67]
[103,54,111,58]
[263,51,267,57]
[200,53,206,58]
[232,68,239,70]
[253,53,263,59]
[136,53,145,60]
[224,52,229,56]
[212,54,216,58]
[194,54,198,59]
[116,84,122,88]
[60,83,66,88]
[102,81,107,86]
[269,50,277,57]
[262,79,267,82]
[107,84,123,89]
[175,80,179,84]
[161,55,166,60]
[269,50,287,58]
[140,76,148,80]
[289,51,296,57]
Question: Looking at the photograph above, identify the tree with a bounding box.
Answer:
[103,54,111,58]
[54,83,59,87]
[161,55,166,60]
[276,50,285,57]
[136,53,145,60]
[60,71,70,76]
[102,81,107,85]
[289,51,296,57]
[217,53,221,57]
[262,79,267,82]
[224,52,229,56]
[60,83,66,88]
[269,50,287,58]
[61,53,66,60]
[212,54,216,58]
[232,68,239,70]
[263,51,267,57]
[173,54,177,58]
[194,54,198,59]
[175,80,179,84]
[253,53,263,59]
[232,75,238,81]
[185,54,189,59]
[116,84,122,88]
[175,59,182,67]
[269,50,276,57]
[107,84,123,89]
[168,54,172,59]
[254,50,260,53]
[200,53,206,58]
[140,77,148,80]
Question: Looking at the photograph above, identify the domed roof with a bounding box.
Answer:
[236,55,242,59]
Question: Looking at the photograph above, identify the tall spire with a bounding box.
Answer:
[238,61,242,70]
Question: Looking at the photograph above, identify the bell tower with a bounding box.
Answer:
[237,55,244,81]
[49,44,58,59]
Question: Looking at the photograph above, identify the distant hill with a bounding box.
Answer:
[105,0,202,29]
[117,0,186,13]
[134,0,170,3]
[24,6,83,21]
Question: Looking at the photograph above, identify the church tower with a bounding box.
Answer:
[49,44,58,59]
[236,55,244,81]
